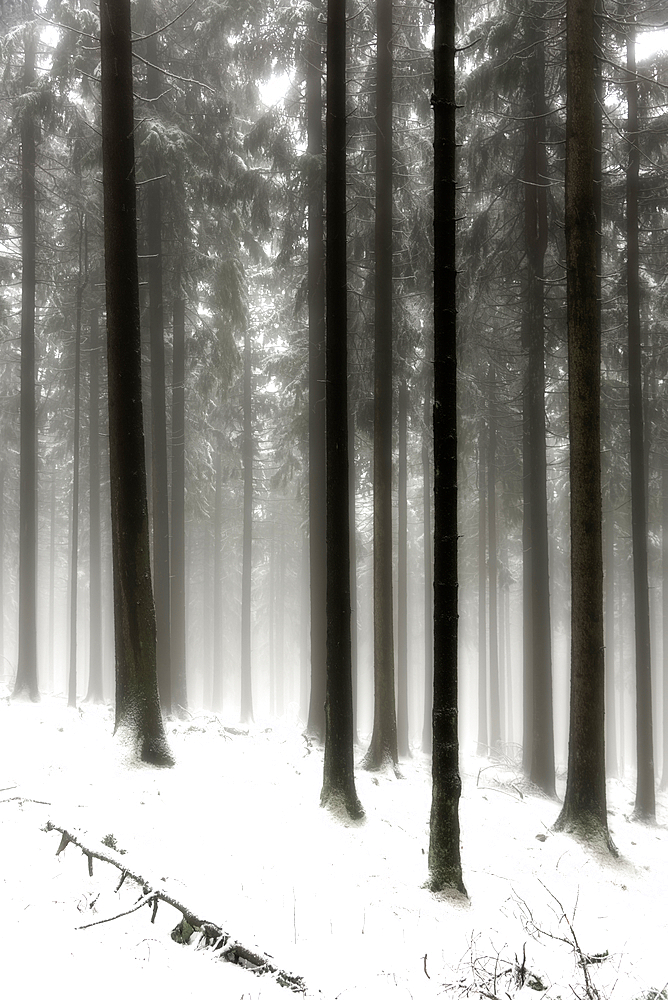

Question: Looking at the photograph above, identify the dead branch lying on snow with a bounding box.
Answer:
[44,822,305,993]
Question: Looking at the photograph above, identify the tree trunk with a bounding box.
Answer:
[240,326,254,723]
[604,490,617,777]
[662,462,668,789]
[478,422,488,752]
[397,378,410,757]
[86,303,104,703]
[68,218,86,709]
[145,17,172,715]
[48,472,57,693]
[626,24,655,821]
[171,285,188,712]
[364,0,398,772]
[212,441,224,712]
[320,0,363,820]
[14,6,39,702]
[349,411,359,742]
[428,0,465,895]
[525,22,555,795]
[99,0,172,765]
[306,24,327,742]
[421,364,433,754]
[553,0,611,846]
[0,460,4,680]
[487,371,501,749]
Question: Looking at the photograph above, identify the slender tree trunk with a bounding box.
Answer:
[320,0,363,819]
[48,472,56,693]
[300,524,309,723]
[525,23,556,794]
[522,390,532,773]
[478,424,488,752]
[86,304,104,702]
[397,378,410,757]
[604,482,618,776]
[276,523,285,717]
[349,411,359,742]
[68,218,86,709]
[14,6,39,702]
[99,0,172,765]
[306,25,327,741]
[626,24,655,821]
[428,0,465,895]
[240,326,254,723]
[487,372,501,749]
[421,366,433,754]
[553,0,611,846]
[0,459,4,679]
[145,19,172,715]
[364,0,398,771]
[171,285,187,713]
[269,522,276,714]
[212,442,224,712]
[662,463,668,788]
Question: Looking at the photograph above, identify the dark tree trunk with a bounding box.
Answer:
[525,22,555,795]
[364,0,398,772]
[553,0,611,846]
[397,378,410,757]
[171,286,188,712]
[68,218,86,709]
[320,0,363,820]
[269,522,276,714]
[14,7,39,702]
[99,0,172,765]
[276,523,285,717]
[145,19,172,715]
[421,365,433,754]
[306,24,327,742]
[240,326,254,723]
[626,25,655,821]
[487,371,501,749]
[478,423,488,752]
[428,0,465,895]
[212,441,224,712]
[86,303,104,703]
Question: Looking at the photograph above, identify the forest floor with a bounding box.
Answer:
[1,694,667,1000]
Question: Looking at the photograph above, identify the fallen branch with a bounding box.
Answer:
[44,822,305,992]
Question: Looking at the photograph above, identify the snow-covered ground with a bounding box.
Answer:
[1,694,666,1000]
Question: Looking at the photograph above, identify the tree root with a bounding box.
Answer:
[44,822,305,992]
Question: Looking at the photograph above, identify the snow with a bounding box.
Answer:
[1,695,667,1000]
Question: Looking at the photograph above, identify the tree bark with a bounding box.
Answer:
[428,0,465,895]
[626,23,655,821]
[14,5,39,702]
[240,326,254,723]
[145,15,172,715]
[478,422,488,752]
[99,0,172,765]
[662,462,668,789]
[86,303,104,703]
[421,364,434,754]
[553,0,611,846]
[320,0,363,820]
[524,21,555,795]
[306,24,327,742]
[171,285,188,712]
[487,370,501,749]
[212,441,224,712]
[68,217,86,709]
[364,0,399,772]
[397,378,410,757]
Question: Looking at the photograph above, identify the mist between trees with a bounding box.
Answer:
[1,0,667,890]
